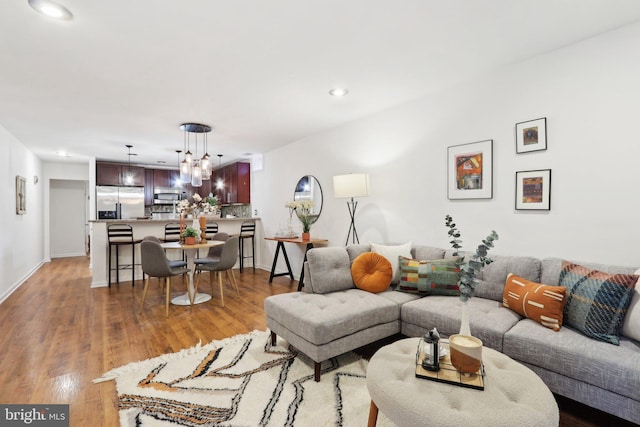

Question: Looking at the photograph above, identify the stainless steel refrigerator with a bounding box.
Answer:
[96,186,145,219]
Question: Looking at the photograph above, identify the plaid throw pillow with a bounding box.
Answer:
[559,261,637,345]
[397,257,460,296]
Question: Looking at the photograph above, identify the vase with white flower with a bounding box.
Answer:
[286,200,315,240]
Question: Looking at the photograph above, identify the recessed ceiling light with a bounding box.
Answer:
[56,150,70,157]
[329,88,349,97]
[28,0,73,21]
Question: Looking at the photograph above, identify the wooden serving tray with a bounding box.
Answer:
[415,341,485,390]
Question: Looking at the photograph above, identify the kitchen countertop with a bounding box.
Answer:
[90,217,260,223]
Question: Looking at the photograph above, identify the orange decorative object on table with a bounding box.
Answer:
[199,216,207,229]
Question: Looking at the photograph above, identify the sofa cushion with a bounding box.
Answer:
[413,246,446,261]
[400,296,521,351]
[396,256,460,296]
[622,267,640,341]
[503,319,640,401]
[264,289,399,345]
[346,244,371,263]
[560,261,637,345]
[371,242,412,284]
[503,273,566,331]
[351,252,393,293]
[444,251,541,302]
[306,247,354,294]
[476,254,541,302]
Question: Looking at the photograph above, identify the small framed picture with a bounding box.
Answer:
[447,140,493,200]
[515,169,551,210]
[516,117,547,153]
[16,175,26,214]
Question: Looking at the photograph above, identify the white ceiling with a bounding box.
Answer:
[2,0,640,167]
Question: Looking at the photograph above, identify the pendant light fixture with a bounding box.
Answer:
[175,149,183,187]
[215,154,224,190]
[201,132,211,180]
[124,144,136,185]
[191,132,202,187]
[180,130,191,183]
[179,122,212,187]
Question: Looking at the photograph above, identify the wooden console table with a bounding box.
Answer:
[265,237,328,291]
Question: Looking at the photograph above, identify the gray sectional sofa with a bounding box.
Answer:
[264,244,640,424]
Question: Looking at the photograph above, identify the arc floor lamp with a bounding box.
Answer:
[333,173,369,245]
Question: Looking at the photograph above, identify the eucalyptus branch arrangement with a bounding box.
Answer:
[445,215,499,302]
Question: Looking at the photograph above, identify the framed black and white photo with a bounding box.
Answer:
[16,175,26,214]
[447,139,493,199]
[515,169,551,210]
[516,117,547,153]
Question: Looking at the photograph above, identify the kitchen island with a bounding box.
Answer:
[89,217,260,287]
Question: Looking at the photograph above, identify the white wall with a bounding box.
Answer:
[253,21,640,275]
[0,125,44,303]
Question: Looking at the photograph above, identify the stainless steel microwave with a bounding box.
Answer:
[153,188,184,204]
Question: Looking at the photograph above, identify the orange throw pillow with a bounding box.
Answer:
[503,273,567,331]
[351,252,393,293]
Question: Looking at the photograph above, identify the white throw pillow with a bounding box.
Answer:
[621,267,640,341]
[370,242,412,284]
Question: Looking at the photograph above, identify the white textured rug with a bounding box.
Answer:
[94,330,389,426]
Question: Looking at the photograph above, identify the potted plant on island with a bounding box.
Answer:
[182,227,199,245]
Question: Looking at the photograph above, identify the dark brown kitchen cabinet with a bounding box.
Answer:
[210,162,250,204]
[96,162,145,186]
[153,169,180,188]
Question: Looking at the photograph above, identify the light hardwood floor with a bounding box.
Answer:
[0,256,633,426]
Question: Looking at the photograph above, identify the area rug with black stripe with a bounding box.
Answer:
[94,330,378,426]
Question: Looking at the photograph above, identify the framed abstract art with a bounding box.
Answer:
[515,169,551,210]
[516,117,547,153]
[447,140,493,200]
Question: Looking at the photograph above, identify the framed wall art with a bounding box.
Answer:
[515,169,551,210]
[16,175,26,214]
[516,117,547,153]
[447,139,493,199]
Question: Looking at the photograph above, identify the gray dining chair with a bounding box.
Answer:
[194,236,240,307]
[143,235,187,269]
[194,232,229,266]
[140,240,190,317]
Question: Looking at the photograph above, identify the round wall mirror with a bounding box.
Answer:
[293,175,323,224]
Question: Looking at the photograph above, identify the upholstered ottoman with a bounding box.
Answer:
[366,338,559,427]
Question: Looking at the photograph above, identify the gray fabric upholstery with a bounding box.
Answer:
[401,296,521,351]
[412,245,446,260]
[306,247,354,294]
[264,289,398,345]
[194,232,229,265]
[346,244,370,262]
[195,236,239,272]
[263,244,640,423]
[140,240,188,277]
[267,316,399,363]
[503,318,640,401]
[520,360,640,425]
[142,235,187,268]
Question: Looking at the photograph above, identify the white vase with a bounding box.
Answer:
[459,299,471,336]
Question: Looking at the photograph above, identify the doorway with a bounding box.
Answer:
[50,179,88,258]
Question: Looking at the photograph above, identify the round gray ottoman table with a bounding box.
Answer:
[366,337,559,427]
